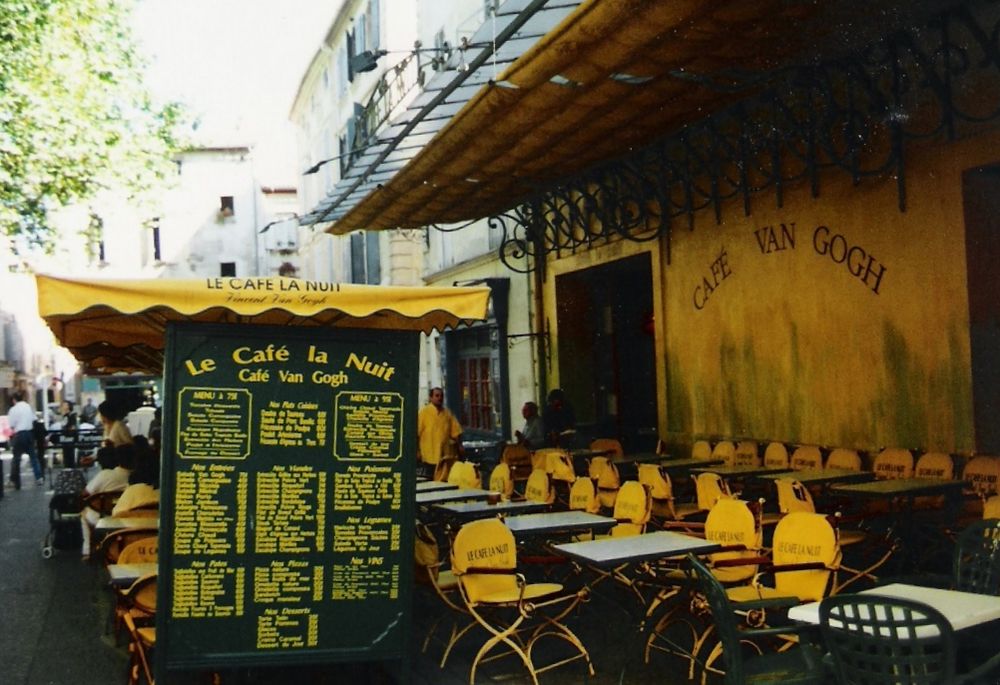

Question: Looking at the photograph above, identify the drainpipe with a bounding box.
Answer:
[532,237,548,404]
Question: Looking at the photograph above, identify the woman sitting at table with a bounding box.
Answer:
[78,400,133,467]
[99,399,133,447]
[80,445,133,561]
[111,436,159,517]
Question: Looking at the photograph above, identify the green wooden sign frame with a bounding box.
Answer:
[156,322,417,680]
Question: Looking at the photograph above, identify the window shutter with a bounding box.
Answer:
[350,233,365,284]
[365,231,381,284]
[369,0,380,50]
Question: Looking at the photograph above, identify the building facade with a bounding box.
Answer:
[293,0,537,441]
[292,0,1000,461]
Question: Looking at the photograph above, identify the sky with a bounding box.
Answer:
[131,0,337,183]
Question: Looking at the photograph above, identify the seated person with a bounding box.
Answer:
[111,436,159,517]
[514,401,545,449]
[80,445,133,560]
[542,388,576,447]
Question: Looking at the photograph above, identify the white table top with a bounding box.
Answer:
[756,468,874,485]
[107,562,157,587]
[658,457,725,471]
[691,464,792,477]
[462,440,497,450]
[504,511,615,536]
[435,498,549,519]
[831,478,967,498]
[788,583,1000,633]
[416,480,458,493]
[416,487,491,505]
[611,453,666,465]
[553,530,720,567]
[95,517,159,531]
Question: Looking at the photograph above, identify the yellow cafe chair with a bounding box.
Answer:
[451,518,593,685]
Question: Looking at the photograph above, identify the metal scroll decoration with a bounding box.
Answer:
[493,1,1000,273]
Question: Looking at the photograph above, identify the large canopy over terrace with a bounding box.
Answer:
[302,0,958,234]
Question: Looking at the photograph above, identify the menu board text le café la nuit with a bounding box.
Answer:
[157,323,418,677]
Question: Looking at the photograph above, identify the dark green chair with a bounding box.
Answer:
[820,594,1000,684]
[953,518,1000,594]
[687,554,826,684]
[883,519,1000,593]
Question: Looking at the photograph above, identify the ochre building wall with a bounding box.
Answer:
[663,131,1000,454]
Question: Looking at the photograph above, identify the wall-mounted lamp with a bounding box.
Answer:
[350,49,389,74]
[259,215,299,234]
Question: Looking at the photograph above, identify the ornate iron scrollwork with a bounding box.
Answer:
[495,0,1000,273]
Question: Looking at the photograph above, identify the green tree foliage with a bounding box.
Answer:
[0,0,184,251]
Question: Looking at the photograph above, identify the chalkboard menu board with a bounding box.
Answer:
[157,323,417,676]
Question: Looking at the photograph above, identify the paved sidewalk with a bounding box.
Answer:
[0,460,127,685]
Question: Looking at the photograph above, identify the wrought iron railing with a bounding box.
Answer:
[349,51,443,166]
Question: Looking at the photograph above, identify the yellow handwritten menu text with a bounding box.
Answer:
[172,561,246,618]
[252,560,322,604]
[331,563,400,601]
[255,466,327,553]
[334,464,401,512]
[174,464,247,555]
[259,401,328,448]
[333,392,403,461]
[177,387,251,459]
[257,608,319,649]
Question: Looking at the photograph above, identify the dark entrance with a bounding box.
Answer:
[555,253,657,451]
[963,165,1000,452]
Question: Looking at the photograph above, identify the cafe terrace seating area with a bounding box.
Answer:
[7,435,1000,684]
[412,437,1000,684]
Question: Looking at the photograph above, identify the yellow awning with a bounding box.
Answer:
[37,275,490,374]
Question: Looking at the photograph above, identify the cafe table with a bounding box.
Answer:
[504,511,615,538]
[755,468,875,486]
[434,498,549,521]
[461,439,498,464]
[830,477,969,567]
[553,530,720,568]
[416,480,458,493]
[830,477,968,501]
[416,487,491,506]
[657,457,726,473]
[107,562,158,588]
[691,464,792,478]
[788,583,1000,632]
[95,517,160,534]
[610,452,667,465]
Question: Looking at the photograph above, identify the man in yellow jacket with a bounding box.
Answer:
[417,387,463,477]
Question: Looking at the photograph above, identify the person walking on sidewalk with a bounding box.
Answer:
[7,391,43,489]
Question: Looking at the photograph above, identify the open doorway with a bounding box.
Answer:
[963,165,1000,452]
[555,253,656,451]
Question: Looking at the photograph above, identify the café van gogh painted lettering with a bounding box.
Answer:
[753,223,796,254]
[812,225,887,294]
[692,247,733,310]
[182,345,396,387]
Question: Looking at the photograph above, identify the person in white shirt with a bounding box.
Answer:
[6,391,43,489]
[80,445,132,560]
